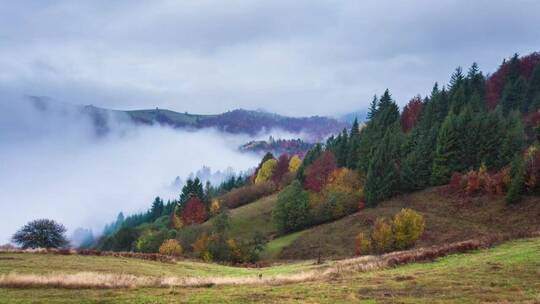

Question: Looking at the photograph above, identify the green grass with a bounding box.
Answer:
[202,194,278,241]
[1,238,538,303]
[0,253,314,278]
[261,231,304,260]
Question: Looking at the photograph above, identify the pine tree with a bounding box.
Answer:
[366,95,378,120]
[506,156,525,204]
[150,197,164,221]
[500,111,526,166]
[431,113,461,185]
[364,126,402,206]
[336,128,349,167]
[346,118,361,169]
[478,108,505,169]
[501,77,528,114]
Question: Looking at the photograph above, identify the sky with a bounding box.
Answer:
[0,0,539,116]
[1,1,540,244]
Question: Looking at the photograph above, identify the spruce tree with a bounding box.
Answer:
[431,113,461,185]
[364,126,402,206]
[346,118,361,169]
[500,111,526,166]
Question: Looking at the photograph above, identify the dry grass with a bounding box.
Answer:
[3,231,537,290]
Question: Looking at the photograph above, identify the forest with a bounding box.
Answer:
[49,52,540,264]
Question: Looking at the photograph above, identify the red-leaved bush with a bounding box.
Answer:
[447,166,510,197]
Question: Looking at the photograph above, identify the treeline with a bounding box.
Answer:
[271,52,540,234]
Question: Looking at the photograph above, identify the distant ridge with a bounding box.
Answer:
[27,97,348,140]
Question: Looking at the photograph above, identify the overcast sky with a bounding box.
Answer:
[1,0,539,116]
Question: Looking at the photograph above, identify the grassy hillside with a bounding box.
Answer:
[1,237,538,303]
[200,187,540,260]
[201,194,278,241]
[279,188,540,259]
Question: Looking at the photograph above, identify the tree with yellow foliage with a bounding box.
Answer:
[255,158,277,184]
[288,155,302,173]
[371,218,393,253]
[392,208,425,250]
[210,199,221,216]
[159,239,182,256]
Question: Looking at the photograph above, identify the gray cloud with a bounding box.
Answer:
[1,1,539,116]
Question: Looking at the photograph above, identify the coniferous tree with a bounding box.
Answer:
[366,95,378,120]
[346,118,361,169]
[431,113,461,185]
[364,125,402,206]
[500,111,526,166]
[150,197,164,222]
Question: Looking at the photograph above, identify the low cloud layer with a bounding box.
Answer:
[0,1,539,115]
[0,99,260,244]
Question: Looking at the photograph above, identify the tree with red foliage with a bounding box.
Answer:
[304,151,337,192]
[486,52,540,110]
[181,197,208,225]
[400,96,423,132]
[272,154,290,185]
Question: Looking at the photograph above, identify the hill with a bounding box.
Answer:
[29,97,348,140]
[1,237,538,303]
[198,187,540,261]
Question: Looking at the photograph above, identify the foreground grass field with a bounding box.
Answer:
[1,237,539,303]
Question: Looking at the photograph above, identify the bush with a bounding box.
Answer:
[355,232,371,256]
[392,209,425,250]
[219,181,277,209]
[371,218,394,254]
[135,229,168,253]
[159,239,182,256]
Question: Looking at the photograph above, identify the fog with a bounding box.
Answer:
[0,98,263,244]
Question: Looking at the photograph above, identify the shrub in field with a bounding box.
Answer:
[219,181,276,209]
[159,239,182,256]
[355,232,372,256]
[392,209,425,250]
[371,218,394,253]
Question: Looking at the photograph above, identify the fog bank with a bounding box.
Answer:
[0,98,260,244]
